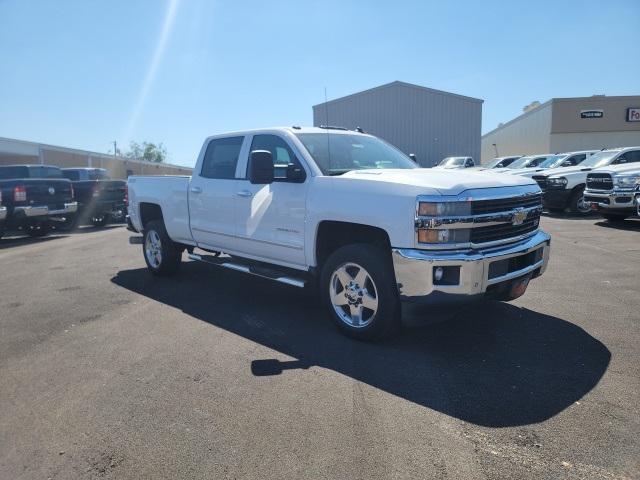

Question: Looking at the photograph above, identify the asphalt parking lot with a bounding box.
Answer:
[0,216,638,479]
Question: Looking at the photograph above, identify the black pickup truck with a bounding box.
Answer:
[0,165,77,238]
[61,168,127,227]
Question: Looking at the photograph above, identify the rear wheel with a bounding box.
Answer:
[602,213,628,222]
[143,220,181,276]
[569,186,591,215]
[320,244,400,340]
[92,214,109,227]
[26,222,50,237]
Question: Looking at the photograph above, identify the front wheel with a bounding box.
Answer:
[143,220,182,276]
[569,186,591,215]
[320,244,400,340]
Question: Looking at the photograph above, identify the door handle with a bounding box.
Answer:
[236,190,253,198]
[190,186,202,194]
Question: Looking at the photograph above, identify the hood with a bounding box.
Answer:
[592,163,640,175]
[539,164,599,177]
[505,167,547,175]
[338,168,537,196]
[432,165,465,170]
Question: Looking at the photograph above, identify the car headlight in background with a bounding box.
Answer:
[547,177,568,188]
[418,201,471,216]
[614,174,640,188]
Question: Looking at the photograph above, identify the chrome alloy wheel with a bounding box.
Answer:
[330,262,379,328]
[576,194,591,213]
[145,230,162,268]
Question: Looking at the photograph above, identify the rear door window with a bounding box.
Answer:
[200,136,244,179]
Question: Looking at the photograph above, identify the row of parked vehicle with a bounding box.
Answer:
[435,147,640,221]
[0,165,127,239]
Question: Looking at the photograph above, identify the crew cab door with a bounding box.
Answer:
[188,135,246,251]
[233,134,309,268]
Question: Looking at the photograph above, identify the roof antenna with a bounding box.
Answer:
[324,87,332,171]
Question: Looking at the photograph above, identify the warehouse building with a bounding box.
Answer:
[481,95,640,163]
[313,81,483,167]
[0,136,192,178]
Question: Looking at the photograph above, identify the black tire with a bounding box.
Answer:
[602,213,628,222]
[92,214,109,228]
[26,222,50,237]
[60,214,79,231]
[0,224,4,239]
[320,244,400,340]
[568,186,591,215]
[142,219,181,276]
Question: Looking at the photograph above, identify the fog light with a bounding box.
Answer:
[434,267,444,281]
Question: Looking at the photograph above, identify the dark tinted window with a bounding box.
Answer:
[201,136,244,179]
[89,169,109,180]
[41,166,63,178]
[619,150,640,163]
[62,170,81,181]
[0,166,29,179]
[249,134,305,181]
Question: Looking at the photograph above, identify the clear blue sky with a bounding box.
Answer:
[1,0,638,166]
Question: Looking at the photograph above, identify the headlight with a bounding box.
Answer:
[614,175,640,188]
[418,201,471,216]
[547,177,568,188]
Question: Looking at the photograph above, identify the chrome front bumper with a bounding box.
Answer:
[584,189,636,210]
[0,206,6,221]
[392,230,551,302]
[14,202,78,218]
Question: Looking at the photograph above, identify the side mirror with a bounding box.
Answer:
[562,160,573,167]
[409,153,417,163]
[248,150,274,184]
[286,164,306,182]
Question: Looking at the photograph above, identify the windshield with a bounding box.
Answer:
[579,150,620,168]
[438,157,465,166]
[505,156,535,169]
[538,155,568,168]
[294,133,417,175]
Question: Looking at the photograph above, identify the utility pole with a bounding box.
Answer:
[113,141,117,159]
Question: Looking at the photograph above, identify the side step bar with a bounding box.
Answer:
[188,253,306,288]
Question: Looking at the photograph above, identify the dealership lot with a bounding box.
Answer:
[0,217,638,479]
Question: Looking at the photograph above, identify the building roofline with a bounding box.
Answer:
[482,94,640,138]
[0,136,191,170]
[482,99,553,138]
[312,80,483,109]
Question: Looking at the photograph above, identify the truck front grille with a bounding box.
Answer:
[586,173,613,191]
[472,193,542,215]
[416,191,543,249]
[470,217,540,244]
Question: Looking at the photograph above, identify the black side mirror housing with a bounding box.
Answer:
[409,153,417,163]
[248,150,274,184]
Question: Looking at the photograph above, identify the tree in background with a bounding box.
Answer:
[125,141,167,163]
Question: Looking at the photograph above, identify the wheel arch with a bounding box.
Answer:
[314,220,391,269]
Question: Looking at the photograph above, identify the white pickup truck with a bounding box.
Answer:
[127,127,551,339]
[532,146,640,214]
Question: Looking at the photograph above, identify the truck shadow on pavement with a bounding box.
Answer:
[112,262,610,428]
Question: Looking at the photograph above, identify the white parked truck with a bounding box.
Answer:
[532,146,640,214]
[584,163,640,221]
[127,127,551,339]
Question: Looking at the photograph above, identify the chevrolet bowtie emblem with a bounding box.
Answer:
[512,208,527,226]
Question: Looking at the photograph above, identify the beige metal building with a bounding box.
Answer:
[481,95,640,163]
[0,137,192,178]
